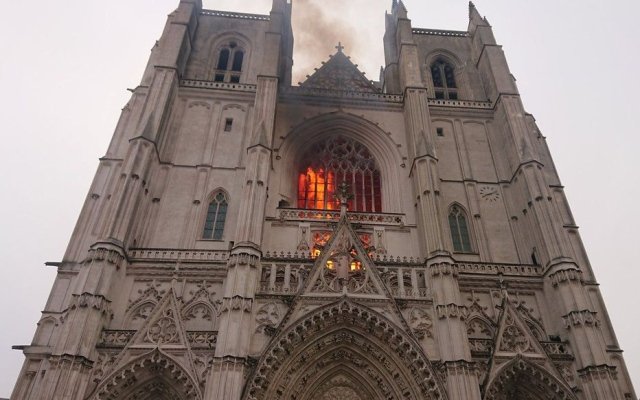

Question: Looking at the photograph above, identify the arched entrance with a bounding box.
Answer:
[484,358,577,400]
[243,299,447,400]
[89,349,202,400]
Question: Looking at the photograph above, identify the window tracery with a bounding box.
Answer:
[214,41,244,83]
[431,59,458,100]
[448,205,472,252]
[297,136,382,213]
[203,192,228,240]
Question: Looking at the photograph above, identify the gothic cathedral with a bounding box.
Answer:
[10,1,637,399]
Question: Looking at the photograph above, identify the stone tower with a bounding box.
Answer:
[10,1,637,399]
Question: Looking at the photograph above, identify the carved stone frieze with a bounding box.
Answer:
[228,253,259,268]
[563,310,600,329]
[549,268,582,287]
[219,296,253,313]
[435,303,468,320]
[67,293,112,317]
[85,247,125,268]
[577,364,618,382]
[428,262,459,277]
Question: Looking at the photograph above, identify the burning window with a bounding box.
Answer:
[297,136,382,212]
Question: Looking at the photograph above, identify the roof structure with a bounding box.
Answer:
[299,43,380,93]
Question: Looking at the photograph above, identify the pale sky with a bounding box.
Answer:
[0,0,638,396]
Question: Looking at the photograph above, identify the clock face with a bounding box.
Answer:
[479,186,500,202]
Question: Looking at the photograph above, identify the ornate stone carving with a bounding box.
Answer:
[219,296,253,313]
[408,308,433,339]
[435,303,468,320]
[243,299,446,400]
[499,313,533,353]
[181,281,218,323]
[146,308,180,344]
[255,303,281,334]
[428,262,459,277]
[563,310,600,329]
[549,268,582,287]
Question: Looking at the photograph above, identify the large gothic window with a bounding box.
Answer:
[297,136,382,213]
[449,205,472,252]
[431,59,458,100]
[214,41,244,83]
[203,191,228,240]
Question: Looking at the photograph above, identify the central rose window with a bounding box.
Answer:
[297,136,382,212]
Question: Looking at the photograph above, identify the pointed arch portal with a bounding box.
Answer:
[243,299,447,400]
[90,349,202,400]
[484,358,577,400]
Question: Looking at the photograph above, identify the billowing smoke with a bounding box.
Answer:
[291,0,386,84]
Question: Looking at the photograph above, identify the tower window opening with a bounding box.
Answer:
[448,205,472,252]
[436,127,444,137]
[224,118,233,132]
[214,42,244,83]
[203,192,228,240]
[297,136,382,213]
[431,59,458,100]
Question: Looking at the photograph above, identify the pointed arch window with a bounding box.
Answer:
[214,41,244,83]
[431,59,458,100]
[203,192,228,240]
[297,136,382,213]
[448,205,472,252]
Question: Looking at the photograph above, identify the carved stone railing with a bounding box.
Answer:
[542,341,573,359]
[457,262,542,277]
[428,98,493,109]
[128,248,230,263]
[98,330,217,349]
[180,79,257,93]
[412,28,469,37]
[200,10,270,21]
[389,287,430,299]
[282,86,404,103]
[276,208,406,226]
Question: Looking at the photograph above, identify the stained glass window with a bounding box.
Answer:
[431,59,458,100]
[297,136,382,213]
[203,192,228,240]
[448,205,472,252]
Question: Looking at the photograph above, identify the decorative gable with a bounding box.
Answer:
[300,44,380,93]
[302,214,388,299]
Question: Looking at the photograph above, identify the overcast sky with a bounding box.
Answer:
[0,0,638,396]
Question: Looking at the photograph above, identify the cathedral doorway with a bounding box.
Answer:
[243,299,447,400]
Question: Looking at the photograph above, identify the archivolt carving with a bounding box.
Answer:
[484,357,578,400]
[243,298,447,400]
[89,349,202,400]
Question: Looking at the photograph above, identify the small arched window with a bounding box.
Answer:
[214,41,244,83]
[448,205,472,252]
[203,192,228,240]
[430,59,458,100]
[297,136,382,213]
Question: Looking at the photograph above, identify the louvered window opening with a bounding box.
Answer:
[214,42,244,83]
[431,60,458,100]
[298,136,382,213]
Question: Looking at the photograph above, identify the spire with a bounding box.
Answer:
[391,0,407,19]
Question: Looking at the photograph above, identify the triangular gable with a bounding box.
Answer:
[484,293,566,388]
[300,47,380,93]
[105,289,202,386]
[302,215,389,300]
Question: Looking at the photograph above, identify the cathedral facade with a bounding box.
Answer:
[10,1,637,399]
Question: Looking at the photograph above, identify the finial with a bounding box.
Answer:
[336,182,353,216]
[335,42,344,53]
